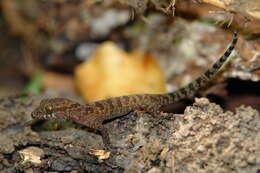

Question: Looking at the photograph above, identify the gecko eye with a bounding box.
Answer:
[45,105,53,113]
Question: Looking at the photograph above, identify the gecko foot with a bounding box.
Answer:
[105,145,118,155]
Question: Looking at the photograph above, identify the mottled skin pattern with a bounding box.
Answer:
[30,33,237,148]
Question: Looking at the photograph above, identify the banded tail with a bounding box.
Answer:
[167,32,237,102]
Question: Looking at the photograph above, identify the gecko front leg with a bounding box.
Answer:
[88,121,115,150]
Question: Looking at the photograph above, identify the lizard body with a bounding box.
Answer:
[30,33,237,148]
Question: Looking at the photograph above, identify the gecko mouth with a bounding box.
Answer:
[24,119,37,126]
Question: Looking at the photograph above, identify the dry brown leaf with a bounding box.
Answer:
[89,149,111,160]
[18,147,44,165]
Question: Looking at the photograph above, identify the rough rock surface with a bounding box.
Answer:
[0,96,259,172]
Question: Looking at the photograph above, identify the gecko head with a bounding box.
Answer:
[31,98,81,120]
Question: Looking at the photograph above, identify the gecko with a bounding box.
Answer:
[29,33,237,149]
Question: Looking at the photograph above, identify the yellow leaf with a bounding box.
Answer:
[75,41,166,101]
